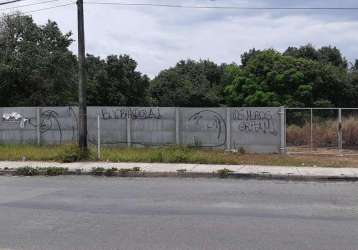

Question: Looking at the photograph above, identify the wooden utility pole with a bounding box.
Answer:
[77,0,87,151]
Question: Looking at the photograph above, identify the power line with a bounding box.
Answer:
[2,1,74,15]
[24,2,74,14]
[0,0,66,12]
[0,0,25,6]
[83,2,358,11]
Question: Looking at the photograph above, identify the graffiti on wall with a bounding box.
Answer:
[101,108,161,120]
[2,112,29,128]
[232,109,278,136]
[1,107,78,144]
[187,110,227,147]
[0,107,281,152]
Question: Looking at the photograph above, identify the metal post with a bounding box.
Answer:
[338,108,343,155]
[127,114,132,147]
[284,107,287,153]
[77,0,88,152]
[36,107,41,145]
[97,114,101,160]
[226,108,231,150]
[280,106,286,154]
[175,108,180,145]
[310,108,313,151]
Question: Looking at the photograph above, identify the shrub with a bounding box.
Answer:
[91,167,105,176]
[56,145,82,163]
[216,168,234,178]
[132,167,141,172]
[118,168,132,176]
[104,168,118,177]
[45,167,68,176]
[15,167,40,176]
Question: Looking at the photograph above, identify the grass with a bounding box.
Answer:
[0,144,95,162]
[0,144,358,168]
[287,116,358,148]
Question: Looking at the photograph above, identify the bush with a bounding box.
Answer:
[56,145,82,163]
[45,167,68,176]
[91,167,105,176]
[55,144,93,163]
[216,168,233,178]
[104,168,118,177]
[118,168,132,176]
[15,167,40,176]
[132,167,141,172]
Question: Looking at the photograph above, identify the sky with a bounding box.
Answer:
[3,0,358,77]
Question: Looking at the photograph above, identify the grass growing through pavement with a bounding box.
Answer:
[0,144,358,167]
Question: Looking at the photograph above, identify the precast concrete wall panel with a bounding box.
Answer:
[0,106,283,153]
[230,107,281,153]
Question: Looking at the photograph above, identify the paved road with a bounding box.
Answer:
[0,177,357,250]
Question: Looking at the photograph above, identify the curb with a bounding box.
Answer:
[229,173,358,182]
[1,169,358,182]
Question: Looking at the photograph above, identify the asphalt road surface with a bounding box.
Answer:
[0,176,357,250]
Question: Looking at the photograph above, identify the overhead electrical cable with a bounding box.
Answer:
[83,1,358,11]
[23,2,74,14]
[0,0,65,11]
[0,0,25,6]
[1,1,75,15]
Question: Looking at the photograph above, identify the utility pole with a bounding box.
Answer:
[77,0,87,151]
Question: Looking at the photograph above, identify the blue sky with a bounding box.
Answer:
[4,0,358,77]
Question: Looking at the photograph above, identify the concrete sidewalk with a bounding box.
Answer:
[1,161,358,180]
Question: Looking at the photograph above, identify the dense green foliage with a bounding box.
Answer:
[224,49,354,107]
[86,54,150,106]
[0,13,77,106]
[150,59,226,107]
[1,13,358,108]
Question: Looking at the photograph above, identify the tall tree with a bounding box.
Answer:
[150,59,226,107]
[284,44,347,68]
[224,49,353,107]
[0,13,77,106]
[87,54,150,106]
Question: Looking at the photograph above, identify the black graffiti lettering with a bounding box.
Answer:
[102,109,112,120]
[233,109,277,136]
[232,109,273,121]
[101,108,161,120]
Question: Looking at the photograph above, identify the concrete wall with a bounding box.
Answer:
[0,106,283,153]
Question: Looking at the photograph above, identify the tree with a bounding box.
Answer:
[224,49,353,107]
[0,13,77,106]
[150,59,226,107]
[284,44,319,61]
[241,48,261,67]
[86,54,150,106]
[284,44,347,68]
